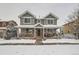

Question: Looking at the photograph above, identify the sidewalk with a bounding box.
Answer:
[0,39,79,45]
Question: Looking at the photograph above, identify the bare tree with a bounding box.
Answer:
[67,8,79,39]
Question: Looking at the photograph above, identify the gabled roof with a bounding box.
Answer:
[63,20,76,26]
[9,20,17,26]
[18,10,35,18]
[0,20,17,25]
[35,23,43,27]
[44,13,58,19]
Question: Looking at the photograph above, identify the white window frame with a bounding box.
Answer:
[22,17,35,24]
[23,18,31,24]
[54,20,57,25]
[47,18,54,24]
[48,20,53,24]
[45,18,55,25]
[25,18,30,23]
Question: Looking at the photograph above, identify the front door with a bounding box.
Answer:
[36,28,43,38]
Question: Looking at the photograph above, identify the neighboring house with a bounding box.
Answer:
[63,19,79,34]
[0,20,17,38]
[63,21,74,34]
[16,10,60,39]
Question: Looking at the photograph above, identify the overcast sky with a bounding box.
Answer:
[0,3,78,26]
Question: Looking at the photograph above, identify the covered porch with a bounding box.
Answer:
[15,23,60,39]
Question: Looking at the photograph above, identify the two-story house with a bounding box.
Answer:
[16,10,60,39]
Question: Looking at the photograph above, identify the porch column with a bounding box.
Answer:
[34,28,36,38]
[3,30,6,39]
[43,27,44,39]
[17,28,20,39]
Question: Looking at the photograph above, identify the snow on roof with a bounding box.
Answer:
[44,13,59,19]
[0,20,9,22]
[15,25,34,28]
[15,24,61,28]
[43,25,61,28]
[18,10,36,18]
[0,20,16,23]
[0,27,7,29]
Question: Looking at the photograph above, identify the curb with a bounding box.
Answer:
[0,43,79,45]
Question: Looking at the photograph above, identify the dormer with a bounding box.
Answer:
[18,10,37,25]
[43,13,58,25]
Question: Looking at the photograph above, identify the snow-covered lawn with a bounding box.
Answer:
[0,45,79,55]
[0,39,36,44]
[43,39,79,43]
[0,39,79,55]
[62,34,76,39]
[0,39,79,44]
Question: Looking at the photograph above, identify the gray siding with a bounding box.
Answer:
[40,19,57,25]
[20,17,36,25]
[20,18,57,25]
[19,12,58,25]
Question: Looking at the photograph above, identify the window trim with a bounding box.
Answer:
[23,18,31,24]
[45,18,55,25]
[47,19,53,24]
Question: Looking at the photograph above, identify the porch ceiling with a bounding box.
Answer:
[0,27,7,29]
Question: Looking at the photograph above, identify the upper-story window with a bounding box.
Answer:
[24,18,30,24]
[48,20,53,24]
[54,20,57,25]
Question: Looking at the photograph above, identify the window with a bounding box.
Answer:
[26,28,29,32]
[26,28,33,33]
[48,29,52,32]
[24,18,30,23]
[54,20,57,25]
[48,20,53,24]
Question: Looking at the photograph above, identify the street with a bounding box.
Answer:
[0,45,79,55]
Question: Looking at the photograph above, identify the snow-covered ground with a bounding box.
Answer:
[0,39,79,44]
[62,34,76,39]
[0,45,79,55]
[0,38,79,55]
